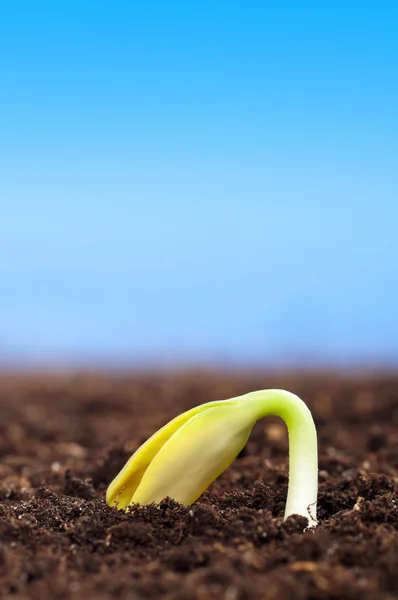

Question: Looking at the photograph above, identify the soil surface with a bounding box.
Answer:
[0,371,397,599]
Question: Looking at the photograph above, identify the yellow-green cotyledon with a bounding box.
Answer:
[106,389,318,527]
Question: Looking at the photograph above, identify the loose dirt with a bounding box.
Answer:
[0,371,397,599]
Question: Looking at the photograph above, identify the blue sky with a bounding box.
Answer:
[0,1,397,367]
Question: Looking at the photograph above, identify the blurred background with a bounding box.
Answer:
[0,0,397,370]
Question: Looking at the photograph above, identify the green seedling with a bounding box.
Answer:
[107,389,318,527]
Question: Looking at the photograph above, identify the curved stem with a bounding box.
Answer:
[242,389,318,526]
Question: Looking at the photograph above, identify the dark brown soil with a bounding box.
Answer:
[0,371,397,599]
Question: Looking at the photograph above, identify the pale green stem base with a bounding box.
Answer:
[241,389,318,527]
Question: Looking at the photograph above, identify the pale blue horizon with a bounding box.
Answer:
[1,1,397,368]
